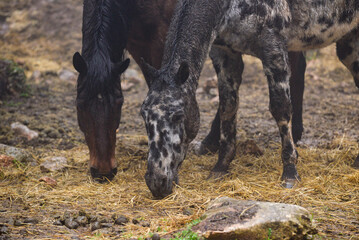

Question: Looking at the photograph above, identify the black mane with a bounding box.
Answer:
[80,0,134,97]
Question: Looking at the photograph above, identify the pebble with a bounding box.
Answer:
[0,225,9,234]
[140,221,150,228]
[64,218,79,229]
[53,220,62,226]
[91,222,101,231]
[40,156,67,172]
[23,217,39,224]
[0,144,36,165]
[11,122,39,141]
[58,69,76,82]
[89,215,97,223]
[132,218,139,224]
[13,220,24,226]
[39,176,57,187]
[100,223,112,228]
[151,233,160,240]
[114,215,129,226]
[75,216,87,227]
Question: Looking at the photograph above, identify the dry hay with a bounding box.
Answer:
[0,135,358,239]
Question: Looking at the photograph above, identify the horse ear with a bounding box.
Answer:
[115,58,130,75]
[140,58,157,87]
[175,62,189,86]
[73,52,87,74]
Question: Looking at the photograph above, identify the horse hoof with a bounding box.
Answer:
[281,178,298,189]
[207,171,228,180]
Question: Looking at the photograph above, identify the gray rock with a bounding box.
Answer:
[114,215,129,226]
[0,144,36,165]
[40,156,67,172]
[151,233,160,240]
[23,217,39,224]
[11,122,39,141]
[64,218,79,229]
[58,69,76,82]
[75,216,88,227]
[91,222,101,231]
[192,197,317,240]
[0,225,9,234]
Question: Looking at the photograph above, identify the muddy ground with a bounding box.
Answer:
[0,0,358,239]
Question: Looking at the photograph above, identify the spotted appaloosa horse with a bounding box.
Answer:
[141,0,359,198]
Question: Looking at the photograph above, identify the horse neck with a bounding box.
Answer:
[162,0,223,83]
[80,0,133,95]
[81,0,133,63]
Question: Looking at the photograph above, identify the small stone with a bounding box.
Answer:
[89,215,97,223]
[0,155,14,168]
[64,218,79,229]
[40,156,67,172]
[132,218,139,225]
[39,176,57,187]
[91,222,101,231]
[100,223,112,228]
[53,220,62,226]
[11,122,39,141]
[13,220,24,226]
[75,216,88,227]
[23,217,39,224]
[58,69,76,82]
[0,225,9,234]
[114,215,129,226]
[78,210,87,217]
[140,221,150,228]
[0,144,36,165]
[63,211,71,220]
[151,233,160,240]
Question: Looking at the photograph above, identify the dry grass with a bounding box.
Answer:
[1,135,358,239]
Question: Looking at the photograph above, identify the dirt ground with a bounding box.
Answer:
[0,0,358,239]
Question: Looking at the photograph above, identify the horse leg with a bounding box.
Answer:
[289,52,306,144]
[261,38,300,188]
[194,52,244,156]
[207,46,244,177]
[336,28,359,168]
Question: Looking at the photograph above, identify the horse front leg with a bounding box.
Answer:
[207,46,244,178]
[262,43,300,188]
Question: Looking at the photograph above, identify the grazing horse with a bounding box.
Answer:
[73,0,177,181]
[141,0,359,198]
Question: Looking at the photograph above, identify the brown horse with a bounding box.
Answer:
[73,0,177,181]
